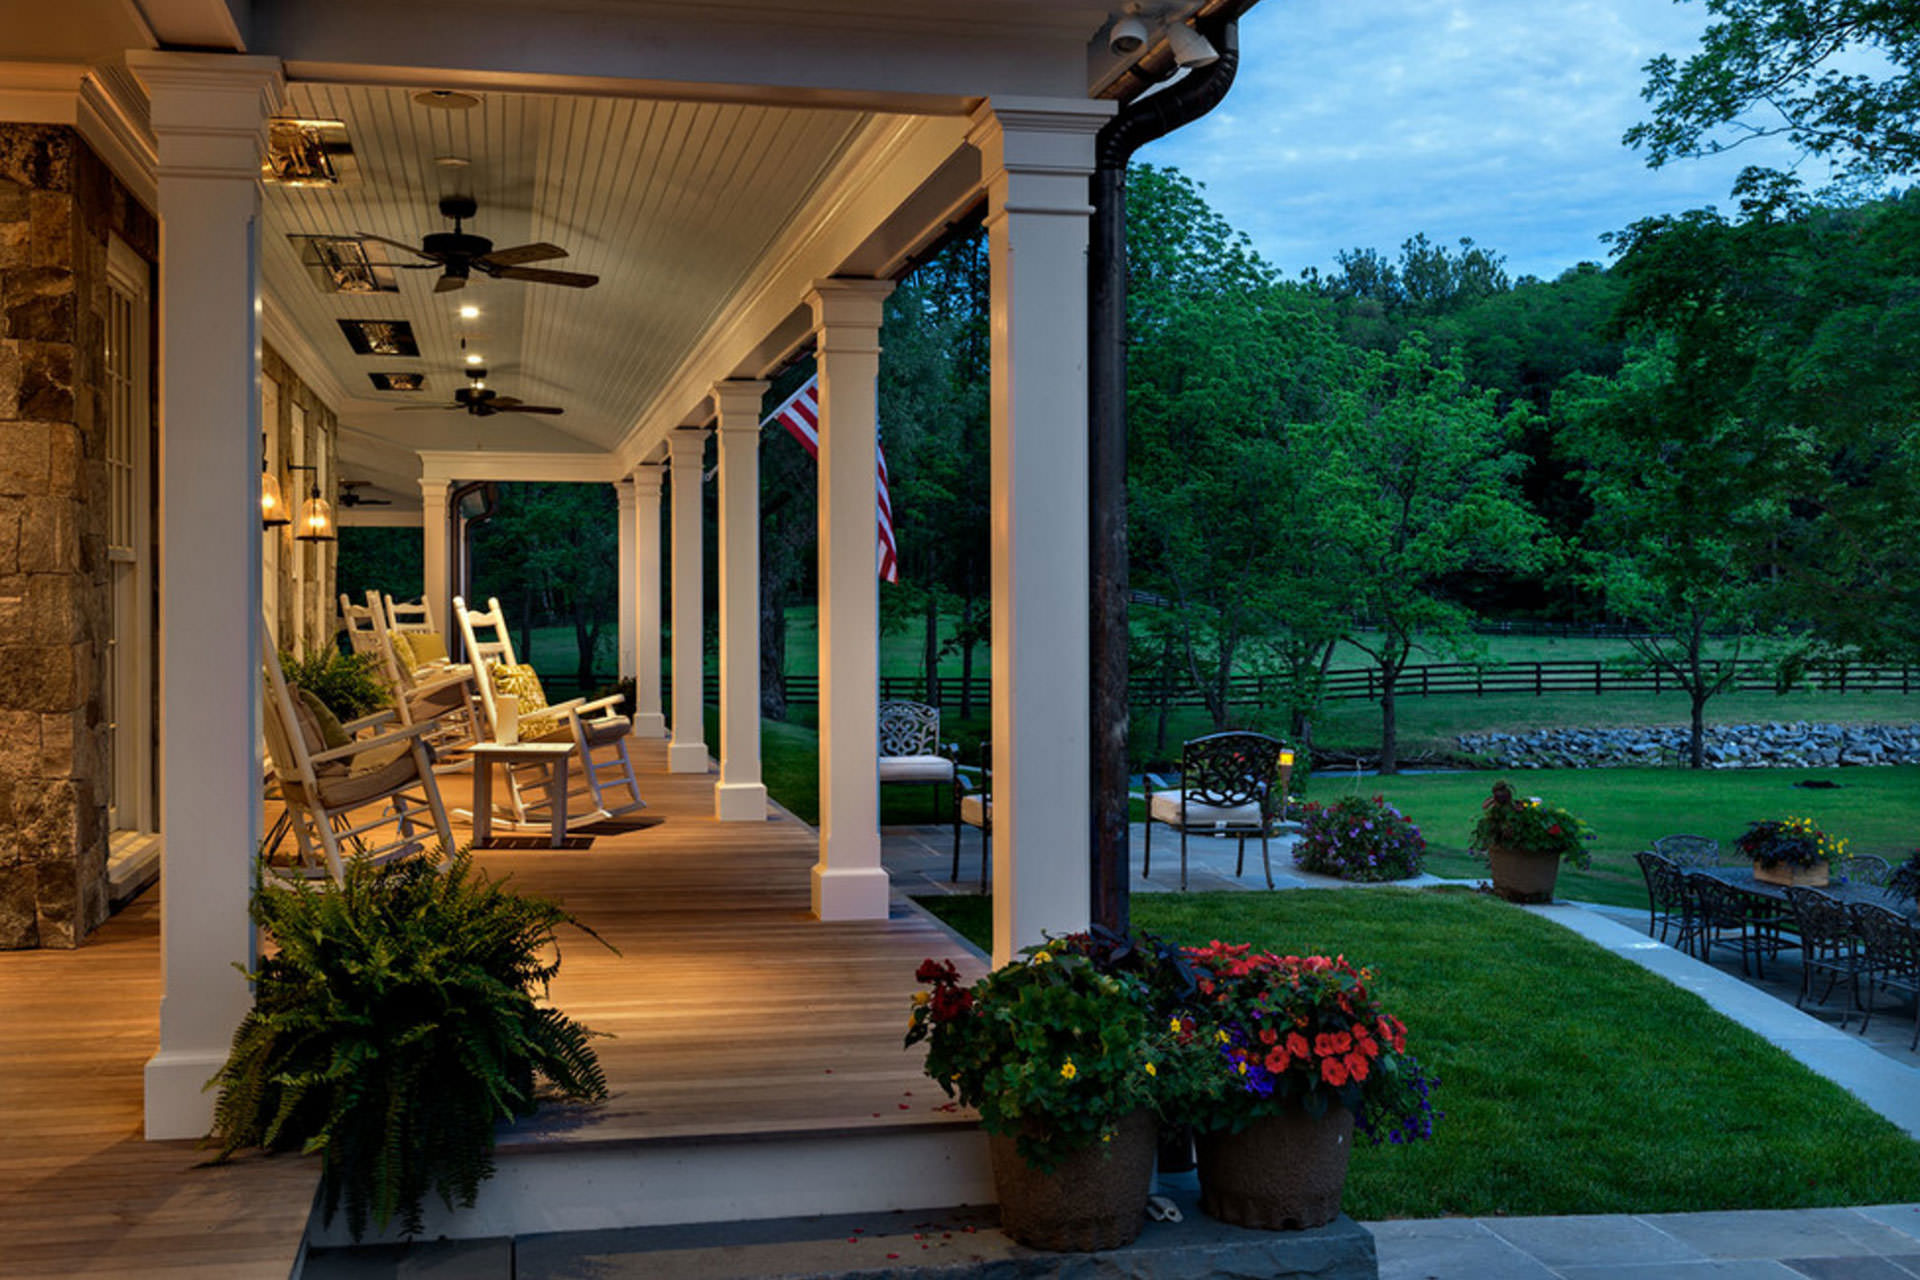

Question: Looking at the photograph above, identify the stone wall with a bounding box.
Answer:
[0,124,155,949]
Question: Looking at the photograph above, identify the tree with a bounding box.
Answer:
[470,482,618,689]
[1627,0,1920,196]
[1315,338,1551,774]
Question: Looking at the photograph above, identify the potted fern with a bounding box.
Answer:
[209,850,610,1240]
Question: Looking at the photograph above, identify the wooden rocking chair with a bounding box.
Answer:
[359,589,479,765]
[452,594,644,830]
[261,617,455,880]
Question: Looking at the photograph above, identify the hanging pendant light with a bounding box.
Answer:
[288,463,336,542]
[261,464,291,528]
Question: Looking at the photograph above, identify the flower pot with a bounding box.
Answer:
[1488,843,1559,903]
[1753,859,1829,887]
[988,1109,1156,1251]
[1195,1104,1354,1231]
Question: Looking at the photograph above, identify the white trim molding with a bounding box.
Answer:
[417,449,626,486]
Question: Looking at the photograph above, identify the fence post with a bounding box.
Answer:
[1594,661,1601,695]
[1534,663,1542,697]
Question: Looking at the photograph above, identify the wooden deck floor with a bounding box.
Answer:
[0,739,985,1278]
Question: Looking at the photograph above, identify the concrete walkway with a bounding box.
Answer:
[887,822,1920,1279]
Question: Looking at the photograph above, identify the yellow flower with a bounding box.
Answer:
[1032,951,1054,965]
[912,991,931,1006]
[1216,1029,1230,1044]
[1144,1062,1158,1077]
[1236,1061,1248,1074]
[1060,1060,1077,1081]
[1169,1017,1183,1034]
[1102,1131,1113,1142]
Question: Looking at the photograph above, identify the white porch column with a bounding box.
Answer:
[631,465,668,737]
[615,479,636,680]
[665,430,709,773]
[128,50,283,1140]
[807,279,895,920]
[420,479,450,633]
[713,380,769,821]
[969,100,1112,967]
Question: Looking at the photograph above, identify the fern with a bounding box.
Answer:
[280,648,391,720]
[208,850,612,1241]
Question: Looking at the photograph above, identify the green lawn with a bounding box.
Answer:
[702,707,983,827]
[913,889,1920,1219]
[1308,766,1920,910]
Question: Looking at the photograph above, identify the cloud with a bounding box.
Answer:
[1143,0,1803,279]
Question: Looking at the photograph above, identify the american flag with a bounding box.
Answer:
[763,374,898,582]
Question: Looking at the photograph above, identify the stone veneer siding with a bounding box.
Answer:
[262,342,339,654]
[0,125,156,949]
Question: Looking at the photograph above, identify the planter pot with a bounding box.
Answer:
[1488,843,1560,903]
[1195,1104,1355,1231]
[988,1109,1156,1251]
[1753,859,1829,887]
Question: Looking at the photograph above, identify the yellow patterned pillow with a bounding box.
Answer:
[409,631,449,665]
[489,662,560,740]
[390,631,419,674]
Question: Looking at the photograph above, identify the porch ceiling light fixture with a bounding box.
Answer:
[1107,12,1150,55]
[338,318,420,357]
[264,118,355,186]
[1165,21,1219,68]
[369,372,427,392]
[292,235,398,294]
[287,464,336,543]
[414,89,481,111]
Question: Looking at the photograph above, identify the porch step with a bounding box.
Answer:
[304,1174,1379,1279]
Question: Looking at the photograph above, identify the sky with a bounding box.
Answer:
[1143,0,1804,282]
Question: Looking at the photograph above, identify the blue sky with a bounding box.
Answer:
[1143,0,1803,282]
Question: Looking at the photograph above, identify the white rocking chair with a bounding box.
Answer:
[361,589,479,765]
[452,594,644,830]
[261,617,455,880]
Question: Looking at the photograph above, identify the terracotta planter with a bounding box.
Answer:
[1753,859,1828,887]
[1195,1104,1355,1230]
[988,1109,1156,1251]
[1488,843,1560,903]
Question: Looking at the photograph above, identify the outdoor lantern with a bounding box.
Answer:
[1278,748,1295,800]
[288,463,336,542]
[260,463,290,528]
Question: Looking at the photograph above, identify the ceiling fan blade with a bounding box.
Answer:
[354,233,439,262]
[434,271,468,293]
[480,242,568,267]
[393,404,465,411]
[486,265,600,288]
[358,497,394,505]
[509,405,566,415]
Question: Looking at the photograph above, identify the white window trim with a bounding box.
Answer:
[104,234,154,837]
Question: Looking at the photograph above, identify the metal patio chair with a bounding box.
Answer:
[1784,886,1863,1026]
[1852,902,1920,1050]
[1143,731,1285,892]
[878,700,955,821]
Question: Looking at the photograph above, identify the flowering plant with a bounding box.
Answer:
[1161,941,1439,1145]
[905,936,1162,1171]
[1735,816,1847,869]
[1468,780,1592,866]
[1293,794,1426,882]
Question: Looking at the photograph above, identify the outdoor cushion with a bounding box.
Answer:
[879,753,955,783]
[290,685,349,755]
[959,793,990,829]
[390,631,420,674]
[1149,789,1263,829]
[314,744,419,808]
[490,661,561,740]
[407,678,469,720]
[531,714,632,747]
[407,631,449,665]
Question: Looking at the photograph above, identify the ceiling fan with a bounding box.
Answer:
[357,195,599,294]
[399,379,565,417]
[337,481,392,508]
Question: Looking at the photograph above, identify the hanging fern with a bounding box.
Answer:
[279,647,391,721]
[209,850,611,1241]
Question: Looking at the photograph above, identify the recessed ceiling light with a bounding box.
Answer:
[263,118,354,186]
[337,318,420,357]
[458,304,480,319]
[465,353,484,365]
[369,372,426,392]
[414,89,481,111]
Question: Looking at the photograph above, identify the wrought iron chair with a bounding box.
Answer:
[878,700,955,820]
[950,740,990,888]
[1634,851,1697,949]
[1686,873,1767,976]
[1851,902,1920,1050]
[1836,854,1892,889]
[260,617,454,881]
[1653,834,1721,867]
[1784,886,1863,1026]
[1144,732,1286,892]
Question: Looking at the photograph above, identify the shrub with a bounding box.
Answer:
[210,851,610,1240]
[280,647,390,721]
[1292,794,1426,882]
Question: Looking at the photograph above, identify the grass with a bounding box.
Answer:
[702,707,982,827]
[1304,765,1920,910]
[912,888,1920,1219]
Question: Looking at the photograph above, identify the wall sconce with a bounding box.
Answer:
[287,463,336,543]
[261,461,291,528]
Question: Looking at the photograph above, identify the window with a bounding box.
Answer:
[104,237,153,838]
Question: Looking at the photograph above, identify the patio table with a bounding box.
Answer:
[468,740,578,849]
[1691,865,1917,917]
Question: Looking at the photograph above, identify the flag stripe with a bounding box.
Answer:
[764,374,896,582]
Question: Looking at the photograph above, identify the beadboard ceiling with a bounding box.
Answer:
[261,82,878,500]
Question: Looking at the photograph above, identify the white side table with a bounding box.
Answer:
[468,741,578,848]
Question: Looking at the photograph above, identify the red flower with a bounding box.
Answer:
[1286,1032,1310,1060]
[1259,1027,1279,1046]
[1344,1052,1370,1082]
[1320,1056,1349,1087]
[1314,1031,1351,1058]
[929,986,972,1022]
[1265,1047,1291,1073]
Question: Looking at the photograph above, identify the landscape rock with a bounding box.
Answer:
[1455,722,1920,770]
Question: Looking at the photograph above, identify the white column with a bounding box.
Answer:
[631,465,668,737]
[615,479,636,680]
[419,479,450,635]
[665,430,709,773]
[969,100,1113,967]
[713,380,769,821]
[128,50,283,1140]
[807,280,895,921]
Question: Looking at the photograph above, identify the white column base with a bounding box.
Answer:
[811,862,891,921]
[144,1048,227,1139]
[631,712,668,738]
[715,781,769,822]
[668,741,711,773]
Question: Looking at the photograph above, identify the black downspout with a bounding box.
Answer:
[1089,20,1241,936]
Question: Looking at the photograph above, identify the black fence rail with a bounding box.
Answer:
[688,659,1917,712]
